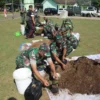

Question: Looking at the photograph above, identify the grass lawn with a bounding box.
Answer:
[0,14,3,18]
[0,18,100,100]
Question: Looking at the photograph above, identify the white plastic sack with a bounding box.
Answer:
[20,24,25,35]
[60,10,68,18]
[72,32,80,41]
[46,88,100,100]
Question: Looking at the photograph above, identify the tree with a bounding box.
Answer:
[92,0,100,12]
[0,0,6,6]
[77,0,91,6]
[0,0,20,6]
[34,0,44,3]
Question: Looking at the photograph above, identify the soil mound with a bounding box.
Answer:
[59,57,100,94]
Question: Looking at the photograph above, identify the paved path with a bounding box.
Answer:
[0,12,100,21]
[40,14,100,20]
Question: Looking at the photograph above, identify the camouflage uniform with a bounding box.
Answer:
[34,16,41,27]
[50,34,66,61]
[16,46,51,71]
[61,18,73,32]
[63,32,78,56]
[43,19,54,37]
[20,10,26,24]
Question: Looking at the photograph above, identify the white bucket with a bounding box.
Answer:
[13,68,32,95]
[20,24,25,35]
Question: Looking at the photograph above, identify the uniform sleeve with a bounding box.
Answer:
[29,51,36,65]
[50,44,57,55]
[63,41,67,48]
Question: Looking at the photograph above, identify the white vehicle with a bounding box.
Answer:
[58,8,66,15]
[81,6,97,17]
[97,12,100,17]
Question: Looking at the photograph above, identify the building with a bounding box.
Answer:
[42,0,78,11]
[42,0,57,11]
[24,0,34,10]
[42,0,91,11]
[20,0,34,10]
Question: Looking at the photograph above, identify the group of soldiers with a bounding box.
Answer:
[17,5,79,94]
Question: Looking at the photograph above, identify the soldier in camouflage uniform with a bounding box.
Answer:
[61,18,74,32]
[62,28,79,56]
[50,34,67,70]
[43,18,54,37]
[16,43,59,93]
[20,8,26,25]
[34,16,42,27]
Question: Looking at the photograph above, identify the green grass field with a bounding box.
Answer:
[0,14,3,18]
[0,18,100,100]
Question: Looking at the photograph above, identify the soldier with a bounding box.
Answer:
[34,16,42,27]
[62,28,79,56]
[20,8,26,25]
[50,34,67,70]
[43,18,54,37]
[43,17,48,24]
[16,43,59,93]
[61,18,74,32]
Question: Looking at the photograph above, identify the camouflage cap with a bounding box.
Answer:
[39,43,50,56]
[65,21,71,25]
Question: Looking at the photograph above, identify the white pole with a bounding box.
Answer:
[65,0,67,9]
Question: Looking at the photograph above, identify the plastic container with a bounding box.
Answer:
[20,24,25,35]
[13,68,32,95]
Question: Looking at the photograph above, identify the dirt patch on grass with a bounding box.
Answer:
[58,57,100,94]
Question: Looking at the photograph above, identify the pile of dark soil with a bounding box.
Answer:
[58,57,100,94]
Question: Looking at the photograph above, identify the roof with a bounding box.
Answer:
[54,0,77,5]
[42,0,57,5]
[42,0,91,6]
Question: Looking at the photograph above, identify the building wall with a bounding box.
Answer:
[43,0,57,11]
[58,4,67,9]
[24,0,34,10]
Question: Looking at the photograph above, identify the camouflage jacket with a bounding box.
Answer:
[16,48,51,70]
[50,41,66,57]
[63,32,78,49]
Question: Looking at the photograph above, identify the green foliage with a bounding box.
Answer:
[92,0,100,7]
[34,0,44,3]
[76,0,91,6]
[0,0,20,6]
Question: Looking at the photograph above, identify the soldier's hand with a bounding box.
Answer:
[43,79,49,87]
[62,64,66,70]
[62,56,66,61]
[52,72,58,80]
